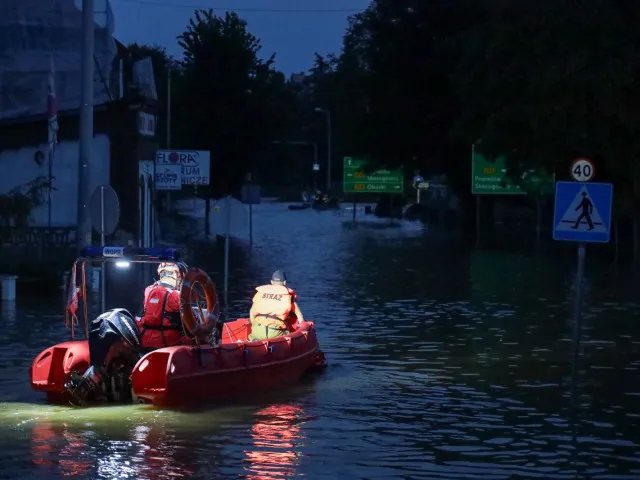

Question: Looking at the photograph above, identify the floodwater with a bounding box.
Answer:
[1,202,639,479]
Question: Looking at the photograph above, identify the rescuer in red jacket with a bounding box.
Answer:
[138,262,187,348]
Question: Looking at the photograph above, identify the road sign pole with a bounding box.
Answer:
[571,242,586,410]
[552,168,611,438]
[223,196,230,306]
[475,195,481,247]
[100,186,106,312]
[536,196,541,245]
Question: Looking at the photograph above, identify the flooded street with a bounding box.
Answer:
[1,202,639,479]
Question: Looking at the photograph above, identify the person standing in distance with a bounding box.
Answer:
[248,270,304,341]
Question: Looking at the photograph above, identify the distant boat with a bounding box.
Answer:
[312,197,340,210]
[288,203,311,211]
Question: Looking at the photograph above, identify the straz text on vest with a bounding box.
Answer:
[262,293,284,301]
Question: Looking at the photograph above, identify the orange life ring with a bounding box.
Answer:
[179,268,219,340]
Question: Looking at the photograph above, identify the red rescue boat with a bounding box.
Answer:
[30,246,327,407]
[131,318,322,406]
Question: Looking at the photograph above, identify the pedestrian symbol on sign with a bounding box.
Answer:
[571,192,595,231]
[555,185,607,234]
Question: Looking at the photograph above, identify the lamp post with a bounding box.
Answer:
[314,107,331,191]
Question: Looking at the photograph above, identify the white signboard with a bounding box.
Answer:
[155,150,210,185]
[155,164,182,190]
[210,196,248,236]
[138,112,156,137]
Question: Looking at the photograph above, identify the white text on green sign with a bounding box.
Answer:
[343,157,404,193]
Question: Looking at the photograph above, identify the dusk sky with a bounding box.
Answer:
[110,0,371,75]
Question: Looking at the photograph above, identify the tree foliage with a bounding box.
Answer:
[131,10,297,197]
[310,0,640,237]
[175,9,293,195]
[0,176,55,227]
[130,2,640,246]
[306,0,487,192]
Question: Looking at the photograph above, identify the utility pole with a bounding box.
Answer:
[314,108,331,191]
[313,142,318,191]
[167,67,171,149]
[326,110,331,192]
[77,0,94,252]
[166,67,172,213]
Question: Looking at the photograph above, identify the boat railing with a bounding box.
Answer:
[65,246,184,339]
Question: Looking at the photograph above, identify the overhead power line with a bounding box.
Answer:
[112,0,364,13]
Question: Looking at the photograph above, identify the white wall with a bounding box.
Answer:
[0,134,110,226]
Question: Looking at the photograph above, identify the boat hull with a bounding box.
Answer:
[30,319,324,406]
[131,320,320,406]
[30,340,91,403]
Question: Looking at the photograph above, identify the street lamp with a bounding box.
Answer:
[314,107,331,191]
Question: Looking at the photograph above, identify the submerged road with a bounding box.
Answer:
[0,202,639,479]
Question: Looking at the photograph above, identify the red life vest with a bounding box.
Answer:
[139,283,183,348]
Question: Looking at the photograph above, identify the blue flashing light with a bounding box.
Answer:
[80,246,112,257]
[79,246,181,261]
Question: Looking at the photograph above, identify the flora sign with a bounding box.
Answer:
[155,150,211,185]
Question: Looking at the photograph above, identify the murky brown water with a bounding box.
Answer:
[0,202,639,479]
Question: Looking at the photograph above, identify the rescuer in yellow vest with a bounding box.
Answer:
[248,270,304,340]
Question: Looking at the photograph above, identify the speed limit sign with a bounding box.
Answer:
[570,158,595,182]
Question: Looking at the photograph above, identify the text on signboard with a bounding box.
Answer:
[157,152,202,165]
[156,172,179,183]
[103,247,124,257]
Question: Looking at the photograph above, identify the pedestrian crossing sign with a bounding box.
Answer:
[553,181,613,243]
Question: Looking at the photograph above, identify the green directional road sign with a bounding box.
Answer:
[472,149,554,195]
[343,157,404,193]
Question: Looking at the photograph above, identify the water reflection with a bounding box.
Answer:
[31,421,93,476]
[3,203,640,478]
[244,404,307,479]
[31,415,201,479]
[97,424,195,480]
[1,300,16,324]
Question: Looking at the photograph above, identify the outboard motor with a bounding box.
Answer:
[64,308,142,406]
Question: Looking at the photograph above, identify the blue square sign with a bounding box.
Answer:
[552,181,613,243]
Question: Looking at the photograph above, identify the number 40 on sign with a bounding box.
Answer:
[571,158,595,182]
